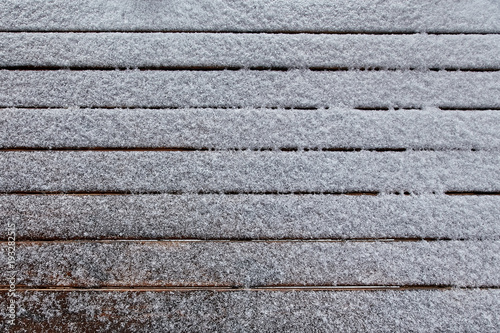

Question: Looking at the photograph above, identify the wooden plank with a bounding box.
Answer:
[2,194,500,240]
[0,70,499,108]
[2,108,500,150]
[1,290,499,332]
[1,1,498,331]
[1,33,499,69]
[1,0,499,33]
[0,241,498,287]
[1,151,499,193]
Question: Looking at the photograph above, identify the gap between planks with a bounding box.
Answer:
[1,106,499,110]
[2,31,500,35]
[1,66,499,72]
[1,191,499,196]
[0,147,467,152]
[0,238,474,244]
[0,285,498,292]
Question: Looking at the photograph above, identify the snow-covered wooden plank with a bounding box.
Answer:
[0,151,499,193]
[1,0,499,33]
[1,290,498,332]
[1,70,499,108]
[1,241,498,287]
[2,194,499,240]
[1,33,499,69]
[2,108,500,150]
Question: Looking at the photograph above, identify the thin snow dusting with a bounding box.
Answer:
[1,194,500,240]
[1,0,499,331]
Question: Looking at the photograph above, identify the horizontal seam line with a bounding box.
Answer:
[0,106,324,110]
[0,148,493,152]
[2,106,500,110]
[1,147,408,151]
[1,285,498,292]
[0,147,443,151]
[1,31,500,35]
[0,191,399,196]
[1,66,499,72]
[2,192,500,196]
[0,238,478,243]
[439,107,500,111]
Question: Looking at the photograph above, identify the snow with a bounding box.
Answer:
[1,151,499,193]
[1,240,499,287]
[1,33,499,69]
[1,0,499,330]
[1,70,499,108]
[1,289,498,332]
[0,0,499,33]
[2,194,500,240]
[2,107,500,150]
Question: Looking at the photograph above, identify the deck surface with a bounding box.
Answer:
[1,1,500,332]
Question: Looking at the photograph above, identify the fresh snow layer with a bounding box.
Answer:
[1,0,499,33]
[2,194,500,240]
[0,151,499,193]
[2,108,500,149]
[1,241,498,287]
[1,70,499,108]
[1,33,499,69]
[2,1,499,331]
[1,290,499,332]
